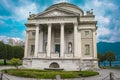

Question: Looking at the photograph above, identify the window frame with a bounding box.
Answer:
[85,44,90,55]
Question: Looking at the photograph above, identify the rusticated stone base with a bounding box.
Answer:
[23,58,98,71]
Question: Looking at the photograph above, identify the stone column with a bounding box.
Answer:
[74,23,78,57]
[78,30,82,58]
[47,23,52,57]
[39,26,43,52]
[60,23,64,58]
[34,24,39,57]
[93,30,97,58]
[24,30,29,58]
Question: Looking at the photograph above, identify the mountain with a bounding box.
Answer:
[97,42,120,60]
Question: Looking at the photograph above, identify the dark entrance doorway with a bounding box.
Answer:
[55,44,60,53]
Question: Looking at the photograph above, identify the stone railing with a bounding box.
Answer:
[37,52,74,58]
[64,53,74,58]
[50,52,60,58]
[37,52,47,58]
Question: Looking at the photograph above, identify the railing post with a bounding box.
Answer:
[110,72,114,80]
[0,73,3,80]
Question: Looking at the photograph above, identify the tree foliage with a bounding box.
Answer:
[105,51,115,66]
[10,58,21,69]
[6,44,14,59]
[0,42,24,60]
[97,51,116,67]
[13,46,24,59]
[0,42,5,59]
[0,41,7,65]
[97,53,106,67]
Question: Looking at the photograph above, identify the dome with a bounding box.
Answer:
[45,2,84,15]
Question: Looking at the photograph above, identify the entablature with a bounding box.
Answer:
[80,21,97,25]
[27,17,78,24]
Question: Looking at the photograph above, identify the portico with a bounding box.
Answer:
[25,22,78,58]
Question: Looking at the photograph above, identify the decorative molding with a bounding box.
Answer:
[27,17,78,24]
[38,7,80,17]
[80,21,97,24]
[40,10,74,17]
[45,2,84,15]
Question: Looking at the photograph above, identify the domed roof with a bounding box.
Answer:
[45,2,84,15]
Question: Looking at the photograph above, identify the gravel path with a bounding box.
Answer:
[0,66,120,80]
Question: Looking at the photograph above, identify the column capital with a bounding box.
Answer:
[35,24,39,27]
[47,23,52,26]
[26,30,30,32]
[60,23,64,26]
[73,22,78,26]
[92,29,96,32]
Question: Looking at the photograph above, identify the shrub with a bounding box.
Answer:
[9,58,20,69]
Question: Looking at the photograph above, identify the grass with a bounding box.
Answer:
[2,69,99,79]
[0,60,22,66]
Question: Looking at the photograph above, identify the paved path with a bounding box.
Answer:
[74,69,120,80]
[0,66,120,80]
[0,66,15,70]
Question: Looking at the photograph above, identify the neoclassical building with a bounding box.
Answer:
[23,2,98,71]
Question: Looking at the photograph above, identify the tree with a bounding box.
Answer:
[13,46,24,59]
[6,44,14,60]
[0,41,7,65]
[10,58,20,69]
[102,54,107,66]
[105,51,115,66]
[97,53,102,67]
[0,41,24,66]
[97,53,106,67]
[0,41,4,59]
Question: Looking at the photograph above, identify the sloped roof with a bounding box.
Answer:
[45,2,84,15]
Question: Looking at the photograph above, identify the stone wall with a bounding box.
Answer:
[23,58,98,71]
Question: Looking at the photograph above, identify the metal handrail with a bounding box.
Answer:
[102,74,109,80]
[0,73,10,80]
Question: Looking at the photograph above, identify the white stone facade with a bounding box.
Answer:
[23,2,98,71]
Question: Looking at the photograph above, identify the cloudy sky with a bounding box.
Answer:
[0,0,120,43]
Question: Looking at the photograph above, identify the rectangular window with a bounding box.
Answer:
[32,32,35,36]
[31,45,35,55]
[85,31,89,35]
[85,44,90,55]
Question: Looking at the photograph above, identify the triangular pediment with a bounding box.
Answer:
[37,8,79,17]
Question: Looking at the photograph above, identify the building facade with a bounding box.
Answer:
[23,2,98,71]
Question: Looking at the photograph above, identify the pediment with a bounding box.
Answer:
[37,8,79,17]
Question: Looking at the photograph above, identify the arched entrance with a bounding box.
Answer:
[49,62,60,68]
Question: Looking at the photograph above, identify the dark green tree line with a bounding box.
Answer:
[0,41,7,65]
[0,41,24,60]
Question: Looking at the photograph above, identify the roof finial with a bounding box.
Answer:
[91,9,93,14]
[86,9,93,15]
[29,12,31,17]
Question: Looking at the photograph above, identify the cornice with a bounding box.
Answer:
[80,21,97,25]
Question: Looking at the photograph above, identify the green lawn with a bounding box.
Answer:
[2,69,99,79]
